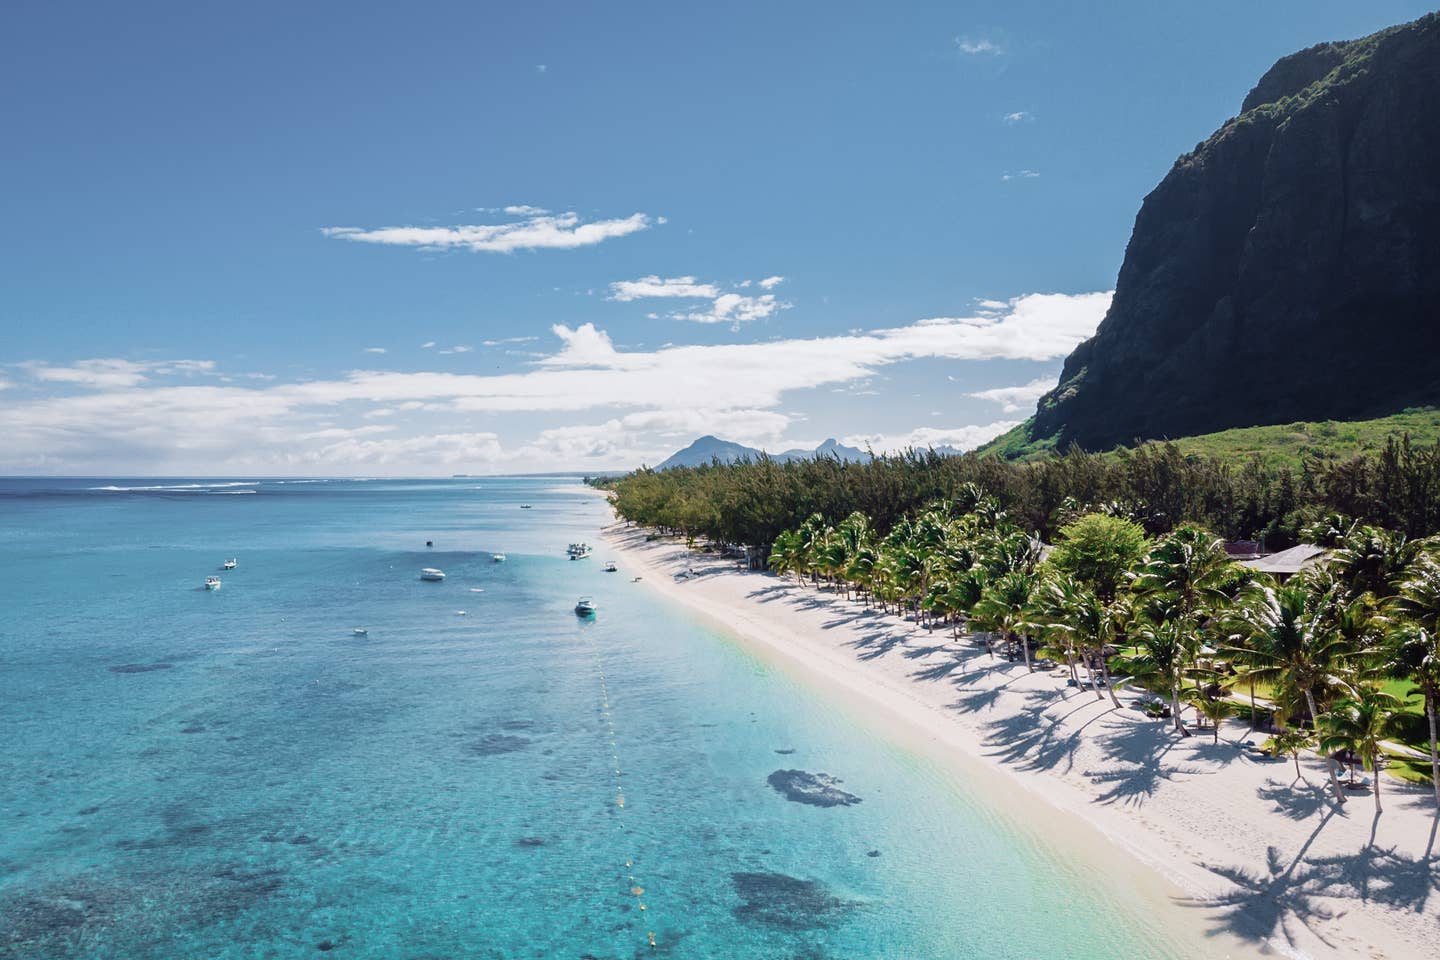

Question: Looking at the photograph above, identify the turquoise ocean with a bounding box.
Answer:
[0,477,1193,958]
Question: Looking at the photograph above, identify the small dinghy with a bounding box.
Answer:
[205,576,222,590]
[419,568,446,581]
[604,561,618,572]
[222,558,237,570]
[353,628,368,636]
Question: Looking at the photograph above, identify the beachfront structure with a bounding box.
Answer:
[1239,543,1330,582]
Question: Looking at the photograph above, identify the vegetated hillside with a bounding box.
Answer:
[981,407,1440,468]
[1017,13,1440,453]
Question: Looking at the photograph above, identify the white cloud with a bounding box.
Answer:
[364,347,387,354]
[503,204,549,215]
[437,345,473,354]
[610,273,790,326]
[21,358,216,389]
[956,35,1003,55]
[966,376,1057,413]
[421,341,437,349]
[1001,170,1040,182]
[0,377,13,390]
[672,292,785,325]
[844,420,1018,455]
[1003,111,1032,124]
[0,291,1107,474]
[609,276,720,301]
[321,210,657,254]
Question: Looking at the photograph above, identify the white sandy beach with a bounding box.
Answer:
[603,522,1440,960]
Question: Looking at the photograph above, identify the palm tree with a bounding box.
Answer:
[1386,623,1440,808]
[1034,575,1123,707]
[1125,618,1189,735]
[1318,688,1401,813]
[971,570,1040,671]
[1189,690,1236,744]
[768,530,805,585]
[1226,583,1362,803]
[1272,728,1314,782]
[1328,525,1421,600]
[1132,525,1235,622]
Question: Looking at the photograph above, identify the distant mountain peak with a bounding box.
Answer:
[654,435,873,470]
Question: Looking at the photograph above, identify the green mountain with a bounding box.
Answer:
[982,407,1440,468]
[1011,13,1440,456]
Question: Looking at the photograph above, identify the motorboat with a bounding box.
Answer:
[491,553,507,563]
[419,568,446,581]
[567,542,592,560]
[204,577,222,590]
[222,558,237,570]
[353,628,368,636]
[520,504,533,509]
[604,561,618,572]
[574,596,596,617]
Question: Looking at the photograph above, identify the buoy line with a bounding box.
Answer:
[592,654,657,951]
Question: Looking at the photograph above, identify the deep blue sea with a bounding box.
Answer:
[0,477,1193,958]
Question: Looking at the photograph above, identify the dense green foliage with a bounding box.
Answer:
[756,502,1440,803]
[981,408,1440,469]
[605,445,1440,802]
[605,433,1440,550]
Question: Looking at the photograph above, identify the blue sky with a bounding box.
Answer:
[2,0,1431,474]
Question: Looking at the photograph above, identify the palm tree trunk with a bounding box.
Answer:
[1293,750,1302,780]
[1171,686,1185,735]
[1084,652,1102,700]
[1019,632,1032,672]
[1371,750,1382,813]
[1428,694,1440,810]
[1247,675,1257,737]
[1306,687,1345,804]
[1097,653,1122,709]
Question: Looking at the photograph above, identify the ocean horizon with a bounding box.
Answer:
[2,476,1191,958]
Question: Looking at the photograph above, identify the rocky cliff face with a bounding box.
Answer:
[1028,13,1440,452]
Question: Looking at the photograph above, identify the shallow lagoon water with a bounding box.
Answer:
[1,477,1192,958]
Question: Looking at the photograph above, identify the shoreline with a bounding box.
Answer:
[602,522,1439,960]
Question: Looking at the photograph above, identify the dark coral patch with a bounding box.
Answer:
[767,770,861,808]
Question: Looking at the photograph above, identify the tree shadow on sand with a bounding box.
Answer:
[1088,720,1207,806]
[978,693,1112,776]
[1186,804,1440,953]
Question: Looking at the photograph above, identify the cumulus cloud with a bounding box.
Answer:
[364,347,387,354]
[321,209,658,254]
[1001,170,1040,182]
[0,291,1108,474]
[1003,111,1032,124]
[21,358,216,389]
[609,276,720,301]
[611,273,790,325]
[966,376,1057,413]
[956,35,1003,55]
[843,421,1019,455]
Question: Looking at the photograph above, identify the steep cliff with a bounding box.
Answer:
[1024,13,1440,453]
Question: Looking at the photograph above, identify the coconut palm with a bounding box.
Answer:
[971,569,1040,670]
[1125,617,1189,735]
[1386,623,1440,808]
[1228,583,1364,803]
[1034,575,1123,707]
[1272,728,1315,782]
[1131,525,1235,622]
[1328,525,1421,600]
[1318,688,1402,812]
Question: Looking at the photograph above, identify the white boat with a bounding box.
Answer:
[353,628,368,636]
[567,542,592,560]
[205,577,222,590]
[520,504,533,509]
[492,553,507,563]
[604,561,618,572]
[574,596,596,617]
[419,568,446,581]
[222,558,237,570]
